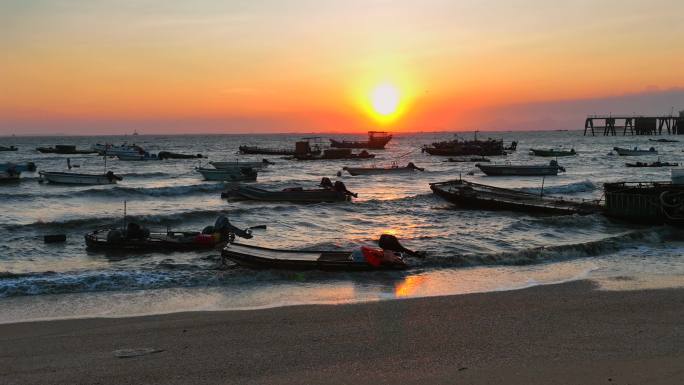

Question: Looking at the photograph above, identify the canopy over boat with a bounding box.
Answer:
[476,160,565,176]
[430,179,602,215]
[343,162,424,176]
[39,171,122,185]
[613,147,657,156]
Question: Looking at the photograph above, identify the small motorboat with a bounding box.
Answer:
[0,145,18,151]
[529,148,576,157]
[197,167,257,181]
[85,216,248,252]
[222,180,355,202]
[222,233,418,271]
[476,160,566,176]
[0,162,36,172]
[39,171,123,185]
[157,151,203,160]
[210,159,273,170]
[0,169,20,183]
[649,138,679,143]
[329,131,393,149]
[444,156,490,163]
[343,162,424,176]
[625,161,678,168]
[36,145,97,154]
[613,147,657,156]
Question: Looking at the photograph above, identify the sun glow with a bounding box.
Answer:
[371,84,400,116]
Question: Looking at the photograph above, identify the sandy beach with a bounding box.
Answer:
[0,280,681,384]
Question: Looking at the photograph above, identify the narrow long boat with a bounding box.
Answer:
[196,167,257,181]
[329,131,393,149]
[529,148,576,157]
[39,171,122,185]
[625,161,678,168]
[476,160,565,176]
[343,162,424,176]
[430,179,602,215]
[613,147,657,156]
[223,185,351,202]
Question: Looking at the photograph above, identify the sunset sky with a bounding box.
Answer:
[1,0,683,135]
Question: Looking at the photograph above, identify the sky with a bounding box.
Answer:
[1,0,683,135]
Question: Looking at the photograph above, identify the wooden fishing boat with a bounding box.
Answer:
[422,134,516,156]
[0,169,20,183]
[210,159,272,170]
[649,138,679,143]
[295,148,375,161]
[613,147,657,156]
[196,167,257,181]
[444,156,490,163]
[223,185,352,202]
[603,181,684,225]
[39,171,123,185]
[343,162,424,176]
[0,145,17,151]
[85,216,247,252]
[476,160,565,176]
[36,145,97,154]
[0,162,36,172]
[529,148,576,157]
[430,179,602,215]
[239,145,296,156]
[329,131,392,149]
[625,161,678,168]
[157,151,204,160]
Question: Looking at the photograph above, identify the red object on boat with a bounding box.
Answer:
[193,234,215,246]
[361,246,384,267]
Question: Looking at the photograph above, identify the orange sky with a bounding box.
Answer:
[1,1,683,134]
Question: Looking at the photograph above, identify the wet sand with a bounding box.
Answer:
[0,280,682,385]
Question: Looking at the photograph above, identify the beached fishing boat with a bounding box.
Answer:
[36,145,97,154]
[0,145,17,151]
[603,180,684,225]
[343,162,424,176]
[0,162,36,172]
[39,171,123,185]
[329,131,393,149]
[430,179,602,215]
[223,234,416,271]
[222,185,352,202]
[613,147,657,156]
[529,148,576,157]
[196,167,257,181]
[476,160,565,176]
[295,148,375,161]
[625,161,678,168]
[210,159,273,170]
[85,216,242,252]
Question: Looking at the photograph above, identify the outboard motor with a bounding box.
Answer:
[334,181,358,198]
[378,234,422,258]
[106,171,123,182]
[320,177,333,189]
[215,216,253,240]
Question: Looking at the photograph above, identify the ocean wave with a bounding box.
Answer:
[422,229,664,268]
[519,180,599,195]
[0,183,225,201]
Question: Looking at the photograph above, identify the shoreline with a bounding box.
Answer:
[1,280,682,384]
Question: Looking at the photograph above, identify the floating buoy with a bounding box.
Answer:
[44,234,66,243]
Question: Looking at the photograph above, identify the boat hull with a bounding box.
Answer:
[238,146,296,156]
[222,243,407,271]
[430,180,601,215]
[210,161,269,170]
[603,182,684,225]
[85,230,223,252]
[226,186,349,202]
[529,149,576,157]
[343,166,422,176]
[613,147,657,156]
[197,168,257,181]
[476,164,561,176]
[39,171,119,185]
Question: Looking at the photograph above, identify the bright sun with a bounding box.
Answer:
[370,83,400,116]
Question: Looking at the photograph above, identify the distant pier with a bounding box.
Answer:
[584,113,684,136]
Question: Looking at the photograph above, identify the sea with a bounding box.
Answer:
[1,131,683,323]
